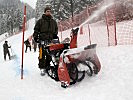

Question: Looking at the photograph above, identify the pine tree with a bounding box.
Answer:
[35,0,48,22]
[0,0,35,35]
[14,9,23,31]
[35,0,102,21]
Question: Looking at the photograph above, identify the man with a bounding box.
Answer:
[24,39,31,53]
[33,6,58,76]
[3,41,11,60]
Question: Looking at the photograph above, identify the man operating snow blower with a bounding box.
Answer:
[33,6,58,76]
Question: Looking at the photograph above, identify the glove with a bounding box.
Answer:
[33,32,40,43]
[34,37,39,43]
[53,34,58,39]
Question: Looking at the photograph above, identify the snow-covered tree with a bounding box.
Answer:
[0,0,35,35]
[35,0,103,21]
[0,14,7,35]
[14,9,23,30]
[35,0,50,22]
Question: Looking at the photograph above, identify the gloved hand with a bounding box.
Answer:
[33,32,40,43]
[53,34,58,39]
[34,37,39,43]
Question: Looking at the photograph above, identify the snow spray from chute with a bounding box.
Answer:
[80,0,115,26]
[21,5,26,79]
[78,0,115,45]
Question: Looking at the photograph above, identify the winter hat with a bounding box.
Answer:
[44,6,51,12]
[5,41,8,43]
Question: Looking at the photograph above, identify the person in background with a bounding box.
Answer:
[24,39,31,53]
[3,41,11,60]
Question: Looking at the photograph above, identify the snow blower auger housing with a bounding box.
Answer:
[38,27,101,88]
[58,43,101,88]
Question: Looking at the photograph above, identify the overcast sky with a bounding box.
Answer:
[20,0,37,9]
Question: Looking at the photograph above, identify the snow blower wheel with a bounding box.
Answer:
[85,59,98,75]
[67,62,78,85]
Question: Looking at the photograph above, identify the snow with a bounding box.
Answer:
[20,0,37,9]
[0,18,133,100]
[0,32,9,43]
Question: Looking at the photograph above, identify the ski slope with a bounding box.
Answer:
[0,18,133,100]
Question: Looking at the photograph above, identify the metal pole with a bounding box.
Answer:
[70,0,74,20]
[88,24,91,45]
[113,6,117,45]
[105,11,110,46]
[70,0,74,29]
[59,9,63,42]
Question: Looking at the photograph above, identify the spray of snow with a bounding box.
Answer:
[80,0,115,26]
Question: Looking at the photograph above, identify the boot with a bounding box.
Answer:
[40,69,46,76]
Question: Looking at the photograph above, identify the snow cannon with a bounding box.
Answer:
[58,44,101,88]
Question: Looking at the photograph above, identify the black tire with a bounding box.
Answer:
[86,59,98,75]
[84,61,93,76]
[67,62,78,85]
[47,66,59,81]
[76,61,91,82]
[76,71,85,82]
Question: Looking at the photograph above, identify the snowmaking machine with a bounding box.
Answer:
[39,28,101,88]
